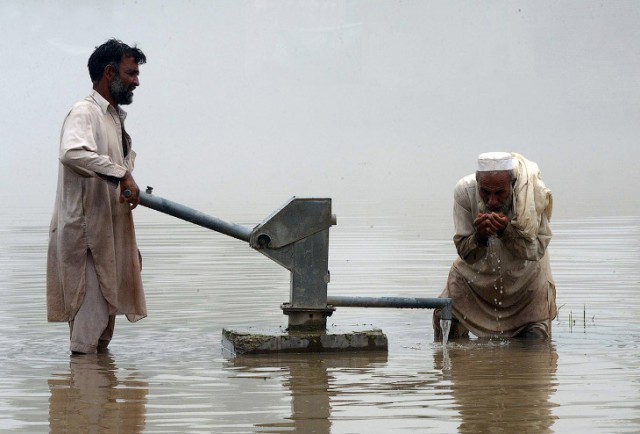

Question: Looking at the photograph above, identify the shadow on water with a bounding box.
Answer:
[226,352,388,433]
[1,212,639,432]
[224,340,558,434]
[48,352,148,433]
[435,339,558,434]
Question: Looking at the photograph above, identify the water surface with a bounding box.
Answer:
[1,205,638,433]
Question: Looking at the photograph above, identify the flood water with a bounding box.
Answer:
[1,202,639,433]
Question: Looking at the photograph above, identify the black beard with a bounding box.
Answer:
[109,76,133,105]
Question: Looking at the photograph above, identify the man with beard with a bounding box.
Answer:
[47,39,147,354]
[433,152,557,340]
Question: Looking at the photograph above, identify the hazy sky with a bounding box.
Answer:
[2,1,639,225]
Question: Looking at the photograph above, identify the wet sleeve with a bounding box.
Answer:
[453,183,487,264]
[498,212,552,261]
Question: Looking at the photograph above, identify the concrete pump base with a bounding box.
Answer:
[222,325,388,355]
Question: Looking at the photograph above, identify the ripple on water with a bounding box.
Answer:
[0,215,639,432]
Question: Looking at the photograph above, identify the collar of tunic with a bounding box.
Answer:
[88,89,128,122]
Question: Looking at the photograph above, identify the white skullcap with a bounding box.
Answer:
[477,152,514,172]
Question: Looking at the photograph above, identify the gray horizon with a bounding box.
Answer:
[2,1,639,226]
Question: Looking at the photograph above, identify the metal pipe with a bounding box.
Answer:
[137,191,252,242]
[327,296,452,320]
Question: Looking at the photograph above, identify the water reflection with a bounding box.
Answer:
[435,340,558,433]
[227,352,388,433]
[1,213,638,432]
[48,353,148,433]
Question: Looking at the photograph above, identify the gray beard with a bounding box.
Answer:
[109,75,133,105]
[479,194,513,215]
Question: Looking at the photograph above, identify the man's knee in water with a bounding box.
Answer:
[514,322,550,339]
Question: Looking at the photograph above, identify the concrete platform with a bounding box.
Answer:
[222,325,388,355]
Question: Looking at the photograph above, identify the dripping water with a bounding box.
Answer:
[440,318,451,346]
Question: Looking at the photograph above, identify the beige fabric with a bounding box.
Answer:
[510,153,553,242]
[47,90,146,324]
[437,161,556,338]
[432,308,550,340]
[69,252,115,354]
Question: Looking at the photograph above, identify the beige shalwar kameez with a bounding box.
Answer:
[47,91,146,345]
[437,154,556,338]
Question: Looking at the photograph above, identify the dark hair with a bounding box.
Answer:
[87,38,146,83]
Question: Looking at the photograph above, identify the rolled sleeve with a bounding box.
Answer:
[452,178,488,264]
[498,213,552,261]
[59,105,128,179]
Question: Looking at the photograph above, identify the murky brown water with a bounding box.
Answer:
[1,204,639,433]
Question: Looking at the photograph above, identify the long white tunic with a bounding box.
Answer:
[47,90,146,323]
[439,173,556,337]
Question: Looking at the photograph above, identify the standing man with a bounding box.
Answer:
[434,152,556,339]
[47,39,147,354]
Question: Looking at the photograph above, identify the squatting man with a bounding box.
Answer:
[47,39,147,354]
[433,152,557,339]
